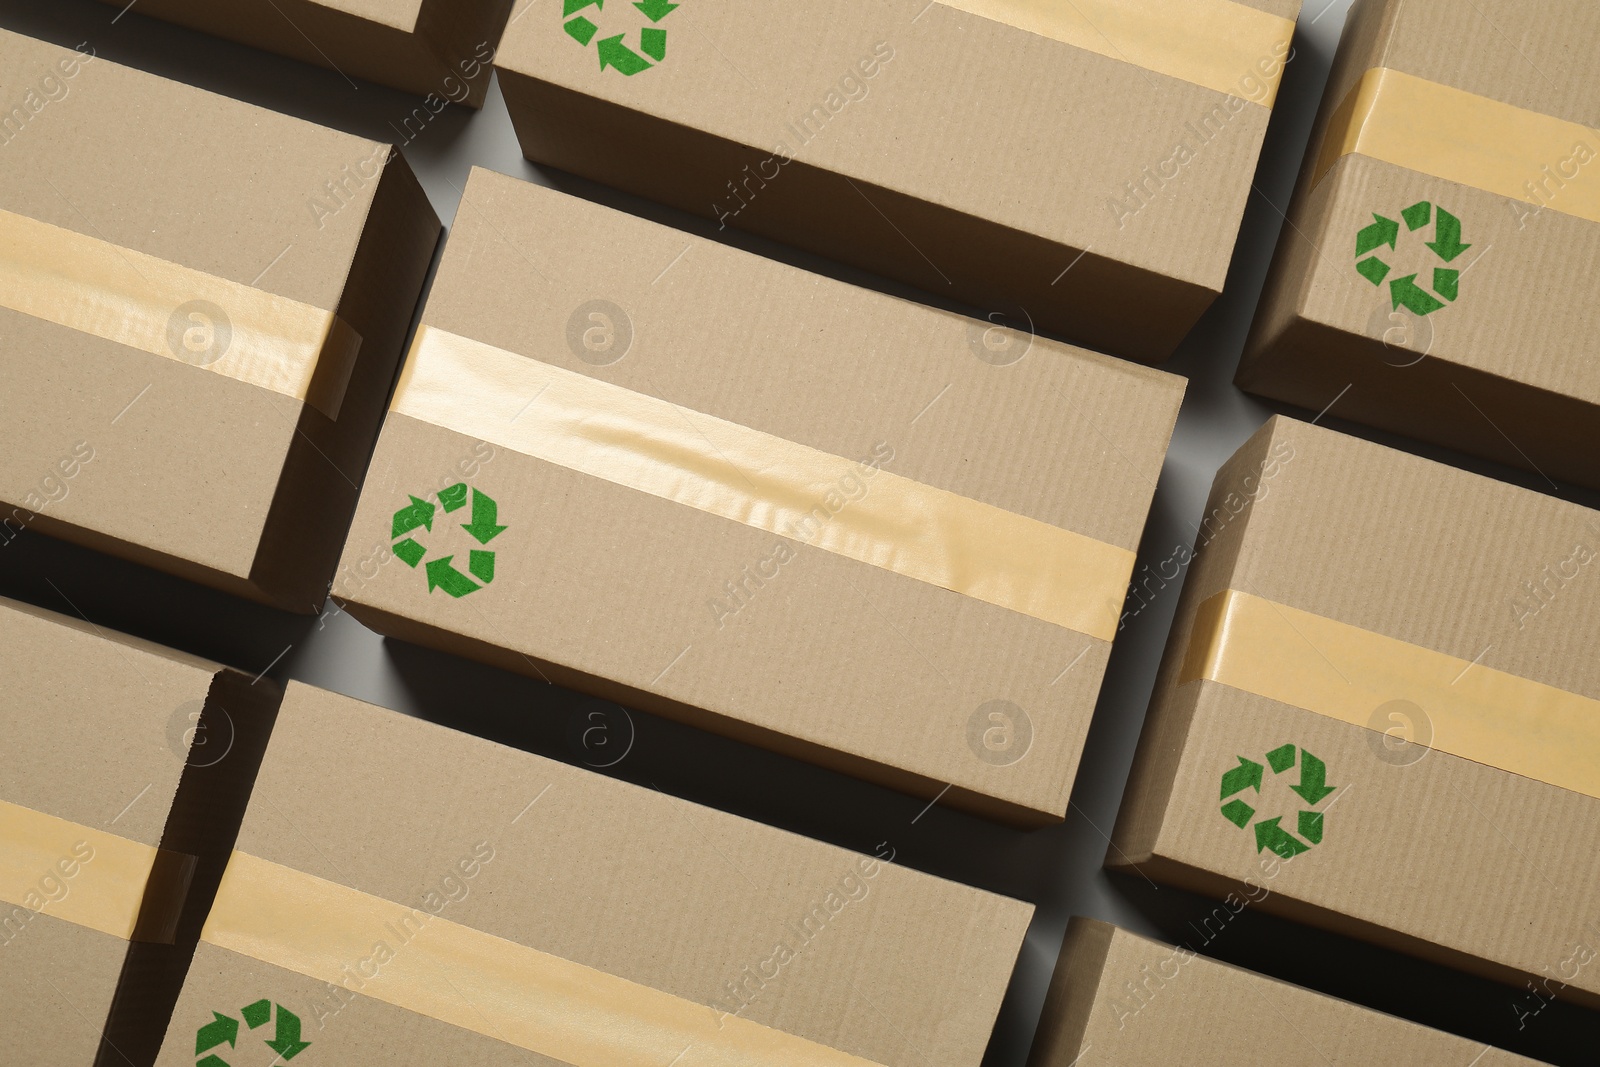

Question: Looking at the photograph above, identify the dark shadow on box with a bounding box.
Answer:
[0,529,315,679]
[1249,397,1600,514]
[378,631,1042,893]
[383,633,1059,1066]
[0,0,478,150]
[532,160,1027,325]
[94,675,283,1067]
[974,485,1202,1066]
[1106,869,1600,1067]
[1163,24,1341,384]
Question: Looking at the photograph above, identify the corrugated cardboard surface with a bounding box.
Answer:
[1111,417,1600,1008]
[496,0,1299,361]
[334,166,1183,825]
[1241,0,1600,489]
[94,0,515,107]
[154,682,1034,1065]
[0,596,271,1066]
[0,29,440,611]
[1029,919,1543,1065]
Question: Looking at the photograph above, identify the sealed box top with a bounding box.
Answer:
[336,166,1185,824]
[1256,0,1600,404]
[0,595,230,1063]
[167,682,1035,1065]
[1113,416,1600,1005]
[496,0,1299,295]
[0,28,398,585]
[98,0,514,105]
[0,595,224,852]
[1174,417,1599,708]
[1032,920,1542,1065]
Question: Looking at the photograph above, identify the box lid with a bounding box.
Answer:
[0,28,394,581]
[189,681,1034,1065]
[337,166,1184,824]
[496,0,1298,292]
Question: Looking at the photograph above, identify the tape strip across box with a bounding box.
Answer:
[494,0,1300,362]
[1029,919,1545,1065]
[1241,0,1600,490]
[0,28,441,612]
[1111,416,1600,1009]
[93,0,516,108]
[0,596,280,1066]
[333,166,1185,827]
[153,683,1034,1066]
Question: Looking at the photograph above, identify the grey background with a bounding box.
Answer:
[2,1,1597,1063]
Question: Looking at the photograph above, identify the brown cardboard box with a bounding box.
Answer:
[95,0,514,108]
[494,0,1301,363]
[0,595,279,1067]
[152,681,1034,1065]
[1029,919,1544,1065]
[331,166,1185,827]
[1109,416,1600,1010]
[1240,0,1600,490]
[0,28,441,613]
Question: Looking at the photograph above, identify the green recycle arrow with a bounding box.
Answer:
[393,485,505,598]
[242,999,271,1029]
[1254,816,1311,859]
[1219,745,1334,857]
[391,495,434,538]
[1220,756,1263,800]
[1291,750,1337,804]
[462,488,507,544]
[1354,201,1468,315]
[427,555,481,597]
[195,1001,309,1066]
[1391,274,1445,316]
[265,1005,311,1060]
[599,34,652,73]
[564,0,676,76]
[1427,208,1471,262]
[195,1012,238,1055]
[1355,214,1398,257]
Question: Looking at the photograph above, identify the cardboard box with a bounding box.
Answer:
[332,166,1185,826]
[153,681,1033,1065]
[0,595,279,1066]
[494,0,1301,362]
[0,29,441,613]
[1110,416,1600,1010]
[1029,919,1544,1065]
[1240,0,1600,490]
[96,0,514,108]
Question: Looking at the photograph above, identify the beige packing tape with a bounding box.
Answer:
[0,208,361,419]
[389,324,1136,642]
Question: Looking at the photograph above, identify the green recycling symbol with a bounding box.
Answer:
[1219,744,1337,859]
[564,0,678,76]
[1354,200,1472,316]
[391,483,507,599]
[195,1000,309,1064]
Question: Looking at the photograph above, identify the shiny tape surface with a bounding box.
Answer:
[1313,66,1600,224]
[203,851,888,1066]
[936,0,1294,105]
[0,208,362,419]
[0,798,158,942]
[1180,589,1600,800]
[391,325,1134,642]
